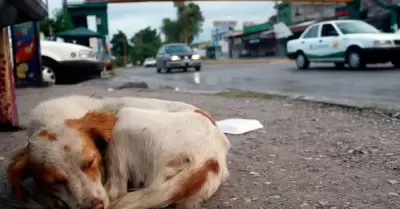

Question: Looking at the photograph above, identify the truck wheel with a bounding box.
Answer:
[296,52,309,70]
[42,59,57,85]
[346,48,365,69]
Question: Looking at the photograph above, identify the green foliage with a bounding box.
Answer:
[161,2,204,44]
[110,30,128,58]
[129,27,162,64]
[39,9,70,37]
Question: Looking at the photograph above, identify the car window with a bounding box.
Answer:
[321,24,339,37]
[303,25,320,39]
[165,45,192,54]
[335,21,380,34]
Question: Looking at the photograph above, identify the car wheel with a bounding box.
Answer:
[195,66,201,71]
[392,60,400,68]
[346,48,365,69]
[42,60,56,85]
[334,62,345,68]
[295,52,309,70]
[183,67,188,72]
[156,68,162,73]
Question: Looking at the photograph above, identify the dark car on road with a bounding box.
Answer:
[156,43,202,73]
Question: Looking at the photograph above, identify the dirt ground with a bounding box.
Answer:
[1,85,400,209]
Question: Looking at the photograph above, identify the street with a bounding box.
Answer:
[1,85,400,209]
[86,61,400,107]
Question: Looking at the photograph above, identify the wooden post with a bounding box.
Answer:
[0,27,19,130]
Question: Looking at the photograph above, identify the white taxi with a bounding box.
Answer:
[286,20,400,69]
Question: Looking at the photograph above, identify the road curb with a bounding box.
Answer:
[207,89,400,114]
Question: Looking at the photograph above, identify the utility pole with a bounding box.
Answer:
[274,0,281,57]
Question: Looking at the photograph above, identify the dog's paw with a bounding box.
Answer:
[105,182,123,201]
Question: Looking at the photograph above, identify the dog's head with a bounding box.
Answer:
[7,111,117,209]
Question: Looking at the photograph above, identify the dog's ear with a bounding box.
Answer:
[7,146,30,202]
[66,111,117,142]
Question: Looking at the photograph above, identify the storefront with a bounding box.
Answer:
[241,22,275,57]
[226,32,243,59]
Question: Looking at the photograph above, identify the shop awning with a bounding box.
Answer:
[290,20,315,33]
[56,27,103,38]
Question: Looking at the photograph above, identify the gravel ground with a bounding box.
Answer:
[0,85,400,209]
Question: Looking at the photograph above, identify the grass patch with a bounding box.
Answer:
[215,91,283,100]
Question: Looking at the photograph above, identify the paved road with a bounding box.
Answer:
[85,62,400,106]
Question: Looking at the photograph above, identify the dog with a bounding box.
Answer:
[26,95,197,137]
[7,95,198,209]
[105,107,230,209]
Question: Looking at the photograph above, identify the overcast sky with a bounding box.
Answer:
[48,1,276,42]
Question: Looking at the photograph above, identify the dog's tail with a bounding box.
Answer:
[109,157,225,209]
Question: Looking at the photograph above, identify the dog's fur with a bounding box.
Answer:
[104,107,230,209]
[7,95,199,209]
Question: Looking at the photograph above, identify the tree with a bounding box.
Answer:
[161,2,204,44]
[110,30,128,58]
[129,27,162,64]
[39,9,70,37]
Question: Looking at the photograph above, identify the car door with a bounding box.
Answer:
[300,24,321,61]
[317,23,344,62]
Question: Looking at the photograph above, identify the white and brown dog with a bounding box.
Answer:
[105,107,230,209]
[7,95,229,209]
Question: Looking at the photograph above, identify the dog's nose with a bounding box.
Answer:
[90,199,104,209]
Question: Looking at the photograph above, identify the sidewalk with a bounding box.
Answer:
[0,85,399,209]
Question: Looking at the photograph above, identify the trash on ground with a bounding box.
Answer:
[216,118,263,135]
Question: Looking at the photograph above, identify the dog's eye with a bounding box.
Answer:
[82,156,96,170]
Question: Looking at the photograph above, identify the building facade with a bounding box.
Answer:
[211,26,232,59]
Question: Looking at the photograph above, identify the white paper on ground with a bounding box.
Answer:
[216,118,264,135]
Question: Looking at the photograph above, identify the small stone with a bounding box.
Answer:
[319,200,328,206]
[304,157,313,160]
[0,156,4,161]
[388,180,398,185]
[107,88,114,92]
[250,171,261,176]
[385,153,395,156]
[300,202,309,207]
[244,197,252,203]
[268,195,281,199]
[264,181,272,185]
[230,197,237,201]
[252,197,259,201]
[267,161,274,164]
[388,192,400,197]
[269,154,276,157]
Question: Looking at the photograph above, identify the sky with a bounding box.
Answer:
[48,0,276,43]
